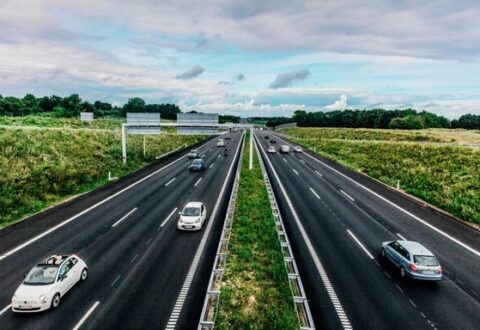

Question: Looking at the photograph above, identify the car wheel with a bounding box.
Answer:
[51,293,61,309]
[400,266,407,278]
[81,268,88,281]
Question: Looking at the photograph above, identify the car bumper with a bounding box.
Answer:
[407,271,442,281]
[177,222,202,231]
[12,300,49,313]
[189,167,203,171]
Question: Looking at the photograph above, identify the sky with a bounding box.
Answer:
[0,0,479,118]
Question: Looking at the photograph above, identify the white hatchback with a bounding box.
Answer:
[12,255,88,312]
[178,202,207,231]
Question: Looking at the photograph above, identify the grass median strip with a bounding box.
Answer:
[216,132,298,329]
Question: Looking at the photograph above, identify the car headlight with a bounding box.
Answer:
[195,218,201,223]
[39,294,47,302]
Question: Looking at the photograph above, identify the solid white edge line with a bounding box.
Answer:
[274,133,480,259]
[161,208,178,228]
[340,190,355,202]
[166,132,244,329]
[72,301,100,330]
[1,138,218,261]
[309,187,321,200]
[0,304,11,316]
[255,132,351,329]
[165,177,176,187]
[194,177,203,187]
[397,233,407,241]
[347,229,375,260]
[111,207,138,228]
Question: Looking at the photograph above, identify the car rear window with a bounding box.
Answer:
[413,255,439,266]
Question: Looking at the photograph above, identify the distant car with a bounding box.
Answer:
[12,255,88,313]
[381,240,442,281]
[187,149,200,159]
[178,202,207,231]
[268,146,277,154]
[280,145,290,154]
[270,139,277,144]
[225,136,231,140]
[217,139,225,147]
[294,146,303,153]
[188,158,205,171]
[264,135,270,140]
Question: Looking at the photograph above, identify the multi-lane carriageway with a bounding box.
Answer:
[0,131,244,330]
[0,127,479,330]
[253,130,480,330]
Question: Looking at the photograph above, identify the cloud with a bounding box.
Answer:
[176,65,205,80]
[233,73,245,81]
[218,81,232,85]
[269,69,310,89]
[325,94,348,110]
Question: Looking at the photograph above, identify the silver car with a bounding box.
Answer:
[381,240,442,281]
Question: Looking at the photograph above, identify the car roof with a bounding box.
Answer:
[39,255,71,266]
[192,158,203,162]
[184,201,203,208]
[398,241,434,256]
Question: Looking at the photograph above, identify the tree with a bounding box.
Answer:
[122,97,146,116]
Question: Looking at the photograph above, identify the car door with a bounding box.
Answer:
[57,262,71,295]
[58,259,76,294]
[201,205,206,224]
[386,242,401,266]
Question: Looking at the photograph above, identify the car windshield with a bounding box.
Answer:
[183,207,200,216]
[413,255,439,266]
[24,265,58,285]
[192,159,202,164]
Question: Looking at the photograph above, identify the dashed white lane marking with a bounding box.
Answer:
[409,299,417,308]
[395,284,404,293]
[256,135,352,330]
[209,162,215,168]
[112,207,138,227]
[470,290,479,297]
[72,301,100,330]
[384,271,391,279]
[340,190,355,202]
[130,254,139,263]
[396,233,407,241]
[283,158,287,162]
[314,170,323,177]
[146,238,152,246]
[165,132,244,330]
[0,304,11,316]
[161,208,178,228]
[309,187,321,200]
[292,168,299,176]
[194,177,203,187]
[347,229,374,260]
[165,177,176,187]
[0,138,219,262]
[111,275,122,287]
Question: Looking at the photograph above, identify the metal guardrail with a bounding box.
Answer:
[274,122,297,130]
[197,133,245,330]
[253,132,315,330]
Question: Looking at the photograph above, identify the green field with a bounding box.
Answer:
[281,128,480,224]
[0,116,203,228]
[216,132,298,329]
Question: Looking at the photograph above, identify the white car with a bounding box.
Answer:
[217,139,225,147]
[268,146,277,154]
[294,146,303,153]
[178,202,207,231]
[12,255,88,313]
[187,149,200,159]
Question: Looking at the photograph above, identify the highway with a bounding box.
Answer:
[0,131,244,330]
[254,130,480,330]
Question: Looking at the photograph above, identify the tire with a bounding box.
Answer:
[400,266,407,279]
[51,293,61,309]
[80,268,88,281]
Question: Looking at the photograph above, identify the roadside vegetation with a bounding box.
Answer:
[216,132,298,329]
[282,127,480,224]
[0,118,204,228]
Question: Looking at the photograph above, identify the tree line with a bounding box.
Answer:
[266,109,480,130]
[0,94,181,120]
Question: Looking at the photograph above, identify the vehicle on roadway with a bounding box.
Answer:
[225,135,231,140]
[294,146,303,153]
[268,145,277,154]
[178,202,207,231]
[264,135,270,140]
[280,145,290,154]
[381,240,442,281]
[188,158,205,171]
[217,139,225,147]
[187,149,200,159]
[270,139,277,144]
[12,255,88,313]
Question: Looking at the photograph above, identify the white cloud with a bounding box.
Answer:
[325,94,348,110]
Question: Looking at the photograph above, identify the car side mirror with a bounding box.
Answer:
[59,274,67,281]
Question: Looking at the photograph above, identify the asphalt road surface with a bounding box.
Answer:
[0,131,244,330]
[254,130,480,330]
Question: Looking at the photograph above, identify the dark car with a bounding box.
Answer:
[270,139,277,144]
[188,158,205,171]
[265,135,270,139]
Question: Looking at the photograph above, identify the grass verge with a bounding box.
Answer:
[215,131,298,329]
